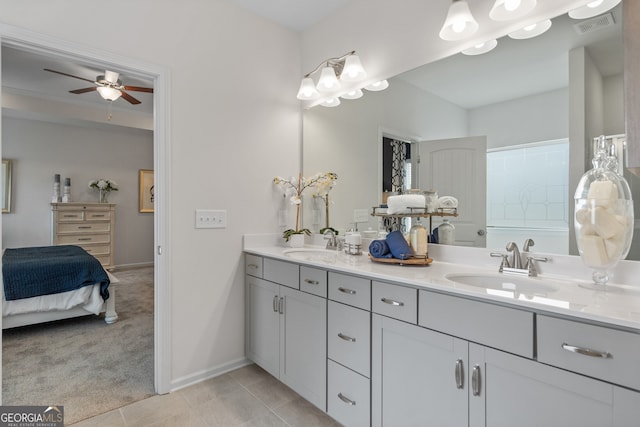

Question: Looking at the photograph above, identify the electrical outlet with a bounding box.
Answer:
[195,209,227,229]
[353,209,370,223]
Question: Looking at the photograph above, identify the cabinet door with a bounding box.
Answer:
[246,276,280,378]
[476,345,618,427]
[372,314,468,427]
[280,286,327,411]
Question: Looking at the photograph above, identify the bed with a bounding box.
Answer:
[2,245,118,329]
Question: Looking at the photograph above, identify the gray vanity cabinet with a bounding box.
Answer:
[245,257,327,411]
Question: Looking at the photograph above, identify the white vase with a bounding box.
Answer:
[287,233,305,248]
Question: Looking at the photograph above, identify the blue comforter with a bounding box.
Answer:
[2,245,110,301]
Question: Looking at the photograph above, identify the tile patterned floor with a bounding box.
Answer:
[70,364,342,427]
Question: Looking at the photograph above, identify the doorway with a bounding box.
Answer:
[0,24,172,402]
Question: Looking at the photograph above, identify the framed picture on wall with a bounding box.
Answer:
[139,169,154,213]
[2,159,12,213]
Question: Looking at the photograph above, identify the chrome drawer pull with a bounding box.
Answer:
[278,297,284,315]
[381,297,404,307]
[338,392,356,406]
[338,333,356,343]
[247,263,259,270]
[472,365,481,396]
[455,359,464,389]
[304,279,320,285]
[273,296,279,313]
[338,287,356,295]
[561,343,611,359]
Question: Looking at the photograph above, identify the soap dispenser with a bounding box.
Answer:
[438,218,455,245]
[410,218,428,257]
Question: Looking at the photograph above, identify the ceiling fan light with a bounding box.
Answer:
[462,39,498,55]
[364,80,389,91]
[320,97,341,107]
[508,19,551,39]
[317,66,341,92]
[439,0,479,41]
[97,86,122,101]
[297,77,319,100]
[489,0,537,21]
[341,54,367,82]
[341,88,364,100]
[568,0,620,19]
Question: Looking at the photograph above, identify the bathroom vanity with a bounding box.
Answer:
[244,235,640,427]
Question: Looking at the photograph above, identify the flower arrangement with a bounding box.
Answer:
[312,172,338,233]
[89,179,118,203]
[274,172,338,241]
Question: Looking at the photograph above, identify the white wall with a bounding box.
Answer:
[0,0,301,390]
[2,116,153,266]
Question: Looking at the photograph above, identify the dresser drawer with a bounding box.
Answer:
[372,281,417,324]
[537,315,640,391]
[80,243,111,257]
[263,258,299,289]
[57,222,111,233]
[300,266,327,298]
[93,254,112,266]
[419,290,534,358]
[56,233,111,245]
[328,301,370,377]
[328,272,371,310]
[57,211,85,221]
[245,254,263,278]
[86,210,111,221]
[327,360,370,427]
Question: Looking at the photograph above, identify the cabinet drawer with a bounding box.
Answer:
[93,254,112,266]
[328,301,371,377]
[57,211,84,221]
[537,315,640,391]
[57,222,111,233]
[245,254,263,278]
[300,266,327,298]
[263,258,299,289]
[419,290,534,358]
[86,211,111,221]
[80,243,111,256]
[328,360,370,427]
[328,272,371,310]
[372,281,417,324]
[56,233,110,245]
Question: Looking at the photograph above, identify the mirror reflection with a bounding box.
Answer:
[303,4,640,260]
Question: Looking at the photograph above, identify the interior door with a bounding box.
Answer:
[418,136,487,247]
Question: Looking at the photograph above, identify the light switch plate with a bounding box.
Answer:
[195,209,227,229]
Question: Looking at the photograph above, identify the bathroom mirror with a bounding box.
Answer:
[303,4,640,259]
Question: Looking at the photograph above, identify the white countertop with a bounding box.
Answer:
[244,234,640,332]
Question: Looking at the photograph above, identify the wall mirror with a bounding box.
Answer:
[302,3,640,259]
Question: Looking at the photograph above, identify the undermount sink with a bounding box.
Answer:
[283,248,339,263]
[445,273,559,295]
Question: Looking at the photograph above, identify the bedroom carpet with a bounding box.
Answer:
[2,266,155,425]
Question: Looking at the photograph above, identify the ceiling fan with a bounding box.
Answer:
[44,68,153,105]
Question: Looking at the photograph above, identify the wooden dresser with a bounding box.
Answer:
[51,202,116,270]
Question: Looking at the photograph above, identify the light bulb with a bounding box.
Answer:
[317,66,340,92]
[296,77,319,100]
[452,20,467,33]
[504,0,521,11]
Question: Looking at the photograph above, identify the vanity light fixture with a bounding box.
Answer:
[489,0,537,21]
[462,39,498,55]
[508,19,552,39]
[568,0,621,19]
[439,0,479,41]
[364,80,389,91]
[321,98,341,107]
[341,88,364,100]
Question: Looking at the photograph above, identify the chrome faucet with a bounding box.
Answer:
[491,239,548,276]
[506,241,522,269]
[324,229,338,250]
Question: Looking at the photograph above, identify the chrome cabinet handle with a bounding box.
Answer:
[381,297,404,307]
[561,343,611,359]
[272,296,279,313]
[338,287,356,295]
[472,365,481,396]
[338,392,356,406]
[278,297,284,315]
[247,263,259,270]
[304,279,319,285]
[455,359,464,389]
[338,333,356,343]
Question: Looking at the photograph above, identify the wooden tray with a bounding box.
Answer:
[369,254,432,266]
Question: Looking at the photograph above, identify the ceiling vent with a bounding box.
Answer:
[573,12,616,35]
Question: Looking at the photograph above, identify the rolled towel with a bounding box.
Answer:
[369,239,392,258]
[387,194,426,214]
[438,196,458,209]
[386,230,413,260]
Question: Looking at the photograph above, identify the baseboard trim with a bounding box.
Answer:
[169,357,252,392]
[112,262,154,271]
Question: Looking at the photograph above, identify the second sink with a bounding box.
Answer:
[445,273,559,295]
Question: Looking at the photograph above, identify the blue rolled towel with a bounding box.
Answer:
[386,230,413,260]
[369,239,392,258]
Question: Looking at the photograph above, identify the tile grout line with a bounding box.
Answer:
[235,381,293,427]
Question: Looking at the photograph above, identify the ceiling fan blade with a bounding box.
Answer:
[120,91,142,105]
[123,85,154,93]
[69,87,97,94]
[44,68,96,84]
